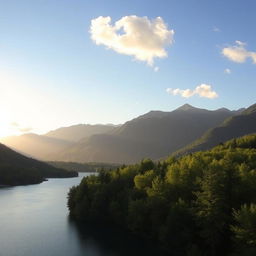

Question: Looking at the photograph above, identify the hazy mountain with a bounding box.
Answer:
[45,124,118,142]
[0,133,73,161]
[0,143,77,186]
[55,104,239,164]
[175,103,256,156]
[48,161,120,173]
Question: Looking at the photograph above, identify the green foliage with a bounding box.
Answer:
[67,134,256,256]
[231,204,256,253]
[134,169,156,190]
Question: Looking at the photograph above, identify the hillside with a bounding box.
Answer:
[45,124,118,142]
[0,143,77,186]
[0,133,73,161]
[175,103,256,156]
[0,124,118,161]
[68,134,256,255]
[55,104,239,163]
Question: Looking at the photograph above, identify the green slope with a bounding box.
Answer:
[67,134,256,255]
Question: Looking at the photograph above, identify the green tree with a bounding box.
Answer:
[231,204,256,254]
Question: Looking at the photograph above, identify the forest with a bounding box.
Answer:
[68,134,256,256]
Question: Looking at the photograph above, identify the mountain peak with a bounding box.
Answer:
[176,104,197,111]
[216,107,230,112]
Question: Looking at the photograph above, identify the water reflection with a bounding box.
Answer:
[68,216,168,256]
[0,173,168,256]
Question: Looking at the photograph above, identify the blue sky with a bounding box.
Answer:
[0,0,255,135]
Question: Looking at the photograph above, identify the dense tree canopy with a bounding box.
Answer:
[68,134,256,255]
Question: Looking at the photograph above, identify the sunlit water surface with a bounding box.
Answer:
[0,173,165,256]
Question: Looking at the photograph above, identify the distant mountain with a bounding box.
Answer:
[47,161,120,173]
[0,124,118,161]
[175,103,256,156]
[45,124,118,142]
[54,104,239,164]
[0,143,77,186]
[0,133,73,161]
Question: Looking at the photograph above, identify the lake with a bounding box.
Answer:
[0,173,166,256]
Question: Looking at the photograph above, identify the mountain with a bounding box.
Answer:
[45,124,118,142]
[175,103,256,156]
[0,124,118,161]
[0,143,78,186]
[47,161,120,173]
[0,133,73,161]
[54,104,239,164]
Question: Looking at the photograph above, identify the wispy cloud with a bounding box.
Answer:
[224,68,231,74]
[10,122,33,133]
[90,15,174,66]
[166,84,218,99]
[222,41,256,63]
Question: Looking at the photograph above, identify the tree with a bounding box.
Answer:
[231,204,256,254]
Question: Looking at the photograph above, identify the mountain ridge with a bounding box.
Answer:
[52,104,239,163]
[0,104,246,164]
[174,103,256,156]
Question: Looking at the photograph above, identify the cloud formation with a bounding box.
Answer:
[166,84,218,99]
[10,122,33,133]
[222,41,256,63]
[90,15,174,66]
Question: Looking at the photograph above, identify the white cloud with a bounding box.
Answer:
[10,122,33,133]
[222,41,256,64]
[224,68,231,74]
[90,15,174,66]
[235,40,246,46]
[166,84,218,99]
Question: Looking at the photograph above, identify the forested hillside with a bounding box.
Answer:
[0,143,77,186]
[68,134,256,256]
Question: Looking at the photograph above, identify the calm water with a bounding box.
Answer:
[0,173,165,256]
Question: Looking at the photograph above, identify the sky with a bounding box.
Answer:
[0,0,256,136]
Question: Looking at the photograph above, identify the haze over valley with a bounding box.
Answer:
[0,103,251,164]
[1,1,256,256]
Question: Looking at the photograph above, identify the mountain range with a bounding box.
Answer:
[54,104,241,163]
[175,103,256,156]
[2,103,252,164]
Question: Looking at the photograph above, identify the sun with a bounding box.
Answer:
[0,123,11,139]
